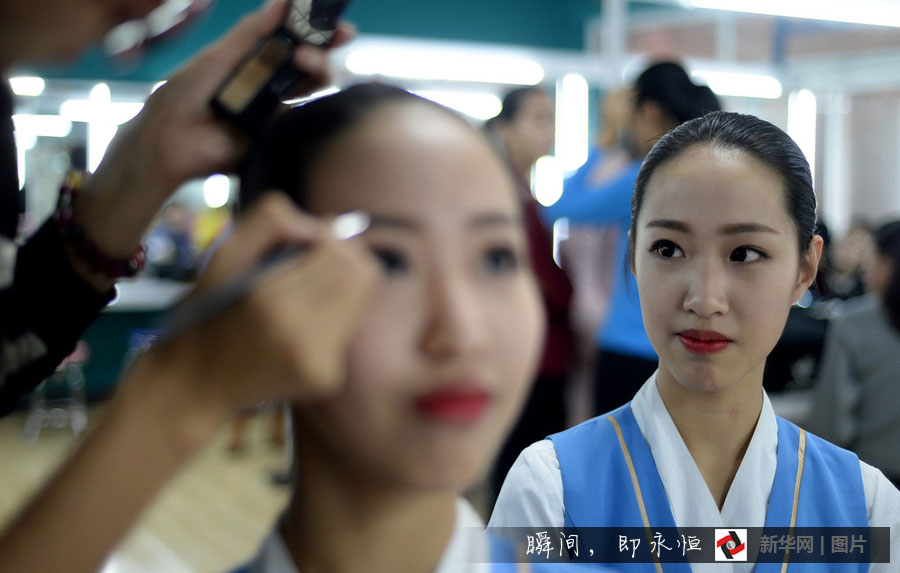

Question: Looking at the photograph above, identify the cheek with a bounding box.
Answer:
[634,257,677,314]
[343,288,416,392]
[735,269,796,345]
[488,280,546,400]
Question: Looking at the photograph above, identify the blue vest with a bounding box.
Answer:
[548,403,870,572]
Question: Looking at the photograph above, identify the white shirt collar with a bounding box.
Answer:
[630,370,778,528]
[245,498,489,573]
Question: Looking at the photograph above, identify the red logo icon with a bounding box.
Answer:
[715,529,747,561]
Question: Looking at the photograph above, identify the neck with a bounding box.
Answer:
[281,443,459,573]
[655,365,764,509]
[509,156,533,185]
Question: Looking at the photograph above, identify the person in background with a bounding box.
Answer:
[808,220,900,490]
[146,201,197,281]
[542,61,720,417]
[483,87,575,504]
[557,87,634,425]
[825,222,873,300]
[0,2,377,572]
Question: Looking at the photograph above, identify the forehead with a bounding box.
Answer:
[305,103,518,219]
[639,145,794,234]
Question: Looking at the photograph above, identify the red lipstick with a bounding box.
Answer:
[678,329,732,355]
[414,387,490,424]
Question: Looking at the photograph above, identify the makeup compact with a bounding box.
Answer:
[211,0,352,132]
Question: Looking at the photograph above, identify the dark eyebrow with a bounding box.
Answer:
[719,223,780,235]
[468,213,521,229]
[645,219,689,232]
[367,213,521,232]
[367,215,420,231]
[644,219,780,235]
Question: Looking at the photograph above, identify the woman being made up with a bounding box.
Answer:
[231,84,600,572]
[490,111,899,571]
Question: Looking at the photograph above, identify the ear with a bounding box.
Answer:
[793,234,824,303]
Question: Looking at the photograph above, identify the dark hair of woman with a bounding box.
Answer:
[239,83,468,211]
[635,61,720,125]
[872,220,900,333]
[492,86,546,124]
[630,111,818,268]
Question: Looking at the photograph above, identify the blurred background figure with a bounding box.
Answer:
[145,201,196,282]
[762,221,875,393]
[556,87,634,425]
[808,220,900,489]
[192,205,233,258]
[826,222,874,300]
[484,87,574,505]
[543,62,720,417]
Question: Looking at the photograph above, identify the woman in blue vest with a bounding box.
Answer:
[231,83,601,572]
[490,111,899,571]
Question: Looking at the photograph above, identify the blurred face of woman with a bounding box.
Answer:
[501,91,555,169]
[863,251,892,293]
[627,99,673,159]
[633,145,820,396]
[294,103,546,491]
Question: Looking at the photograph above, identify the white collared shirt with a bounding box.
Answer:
[243,498,490,573]
[488,373,900,572]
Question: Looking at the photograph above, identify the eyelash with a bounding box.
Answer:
[649,239,684,259]
[482,245,520,274]
[371,247,409,276]
[648,240,770,263]
[730,246,770,263]
[370,244,522,277]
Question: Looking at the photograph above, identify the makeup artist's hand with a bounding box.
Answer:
[131,192,378,444]
[69,0,354,292]
[0,194,373,573]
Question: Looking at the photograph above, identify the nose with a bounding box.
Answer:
[682,258,729,318]
[420,271,490,361]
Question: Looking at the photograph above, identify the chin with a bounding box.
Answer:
[670,362,734,393]
[390,461,483,494]
[410,445,496,491]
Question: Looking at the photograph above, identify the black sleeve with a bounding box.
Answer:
[0,219,115,415]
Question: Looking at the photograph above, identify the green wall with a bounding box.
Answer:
[21,0,607,82]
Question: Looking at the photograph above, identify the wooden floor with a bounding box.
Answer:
[0,405,290,572]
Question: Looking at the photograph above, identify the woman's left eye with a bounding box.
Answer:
[730,246,768,263]
[482,246,520,274]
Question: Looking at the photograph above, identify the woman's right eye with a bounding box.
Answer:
[371,247,409,276]
[649,239,685,259]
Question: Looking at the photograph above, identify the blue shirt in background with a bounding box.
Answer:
[542,150,657,361]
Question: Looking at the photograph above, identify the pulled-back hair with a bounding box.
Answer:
[635,62,720,125]
[630,111,817,261]
[239,83,464,211]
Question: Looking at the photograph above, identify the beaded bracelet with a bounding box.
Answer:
[54,171,147,279]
